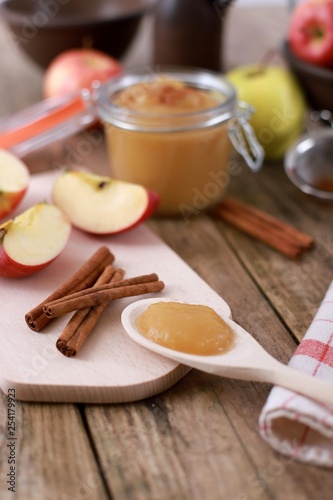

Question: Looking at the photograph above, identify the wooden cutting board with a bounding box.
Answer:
[0,171,231,403]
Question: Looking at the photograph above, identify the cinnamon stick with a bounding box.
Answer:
[44,275,164,318]
[25,246,114,331]
[44,273,159,311]
[219,198,314,249]
[55,264,116,351]
[213,197,314,259]
[56,267,125,357]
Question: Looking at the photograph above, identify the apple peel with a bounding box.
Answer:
[52,170,160,235]
[0,202,71,279]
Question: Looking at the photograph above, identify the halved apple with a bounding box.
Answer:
[0,203,71,279]
[52,170,160,235]
[0,149,30,219]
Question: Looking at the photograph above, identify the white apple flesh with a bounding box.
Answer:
[52,170,160,235]
[0,149,30,219]
[0,203,71,279]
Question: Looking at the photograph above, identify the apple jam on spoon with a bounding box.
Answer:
[135,301,235,356]
[122,298,333,406]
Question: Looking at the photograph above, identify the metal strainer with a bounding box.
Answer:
[284,110,333,200]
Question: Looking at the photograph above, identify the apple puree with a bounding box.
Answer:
[113,79,219,113]
[105,79,231,215]
[136,301,235,356]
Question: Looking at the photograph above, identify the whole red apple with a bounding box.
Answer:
[288,0,333,67]
[43,48,123,99]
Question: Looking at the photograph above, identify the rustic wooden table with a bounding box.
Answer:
[1,5,333,499]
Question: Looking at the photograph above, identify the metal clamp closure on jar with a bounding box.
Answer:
[228,101,264,172]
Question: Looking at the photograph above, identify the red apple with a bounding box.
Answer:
[0,149,30,220]
[43,48,123,99]
[0,203,71,279]
[288,0,333,67]
[52,170,160,235]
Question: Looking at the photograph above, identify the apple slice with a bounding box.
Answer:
[0,149,30,219]
[0,203,71,279]
[52,170,160,235]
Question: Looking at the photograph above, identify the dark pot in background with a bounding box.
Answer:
[153,0,235,73]
[0,0,156,68]
[282,40,333,113]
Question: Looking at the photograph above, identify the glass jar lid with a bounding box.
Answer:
[94,67,238,132]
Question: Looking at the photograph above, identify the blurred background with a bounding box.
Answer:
[0,0,292,116]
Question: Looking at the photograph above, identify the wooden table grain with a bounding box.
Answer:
[1,5,333,500]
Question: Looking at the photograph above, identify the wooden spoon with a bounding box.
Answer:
[121,298,333,406]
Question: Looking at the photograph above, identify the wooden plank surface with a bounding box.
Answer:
[1,4,333,500]
[222,164,333,340]
[0,392,110,500]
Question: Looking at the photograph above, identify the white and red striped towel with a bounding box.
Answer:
[259,280,333,468]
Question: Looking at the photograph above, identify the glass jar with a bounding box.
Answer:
[0,68,264,216]
[95,68,263,216]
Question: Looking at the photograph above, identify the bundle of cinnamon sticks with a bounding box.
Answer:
[213,197,314,259]
[25,246,164,357]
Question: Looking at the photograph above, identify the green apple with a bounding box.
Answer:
[226,65,307,161]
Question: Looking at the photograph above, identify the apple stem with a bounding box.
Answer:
[247,48,284,77]
[0,228,7,240]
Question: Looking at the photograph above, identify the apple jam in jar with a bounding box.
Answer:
[95,69,263,216]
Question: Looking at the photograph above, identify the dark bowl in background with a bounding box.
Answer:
[0,0,155,68]
[282,40,333,113]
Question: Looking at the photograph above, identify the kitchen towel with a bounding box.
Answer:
[259,280,333,468]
